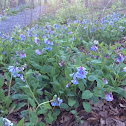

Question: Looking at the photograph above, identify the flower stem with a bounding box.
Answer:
[36,100,54,112]
[8,73,12,96]
[25,77,42,109]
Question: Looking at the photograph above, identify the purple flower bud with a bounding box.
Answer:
[20,74,25,82]
[66,83,70,88]
[35,37,40,45]
[102,78,108,84]
[35,49,42,55]
[20,53,26,59]
[59,60,65,66]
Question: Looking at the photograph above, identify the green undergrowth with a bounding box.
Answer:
[0,4,126,126]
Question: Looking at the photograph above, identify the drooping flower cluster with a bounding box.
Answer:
[3,118,13,126]
[66,82,70,88]
[35,37,40,45]
[33,72,41,78]
[59,60,65,67]
[102,78,108,84]
[70,66,88,85]
[90,46,98,51]
[16,50,26,59]
[51,95,63,106]
[105,92,113,101]
[119,26,125,32]
[8,65,25,82]
[35,49,43,55]
[20,34,26,41]
[44,38,54,51]
[116,53,125,63]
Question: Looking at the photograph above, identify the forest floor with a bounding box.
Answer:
[0,5,46,34]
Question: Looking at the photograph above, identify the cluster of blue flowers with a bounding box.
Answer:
[44,38,54,51]
[90,46,98,51]
[35,49,43,55]
[105,92,113,101]
[20,34,26,41]
[51,95,63,106]
[70,66,88,85]
[116,53,125,63]
[8,66,25,82]
[16,50,26,59]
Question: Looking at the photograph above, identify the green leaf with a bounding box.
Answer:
[75,56,82,66]
[68,98,76,106]
[67,91,75,96]
[83,102,91,113]
[113,87,124,94]
[91,95,99,104]
[0,117,3,126]
[96,79,105,89]
[4,73,11,82]
[29,111,38,123]
[0,55,3,61]
[4,96,12,108]
[0,89,5,100]
[93,87,105,99]
[40,65,53,74]
[41,75,49,80]
[43,103,51,110]
[91,60,102,64]
[45,111,53,124]
[121,80,126,85]
[38,122,46,126]
[82,90,93,99]
[0,75,4,88]
[60,103,69,110]
[17,118,24,126]
[25,123,35,126]
[36,88,43,95]
[78,81,85,91]
[53,109,60,117]
[37,109,48,115]
[71,110,77,115]
[15,102,27,111]
[12,94,28,100]
[47,58,55,62]
[88,75,97,81]
[28,98,36,108]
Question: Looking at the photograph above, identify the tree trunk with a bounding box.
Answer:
[18,0,26,6]
[0,0,2,10]
[10,0,17,8]
[4,0,7,10]
[102,0,112,8]
[31,0,34,8]
[0,0,3,15]
[85,0,88,8]
[44,0,47,4]
[68,0,71,3]
[121,0,126,6]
